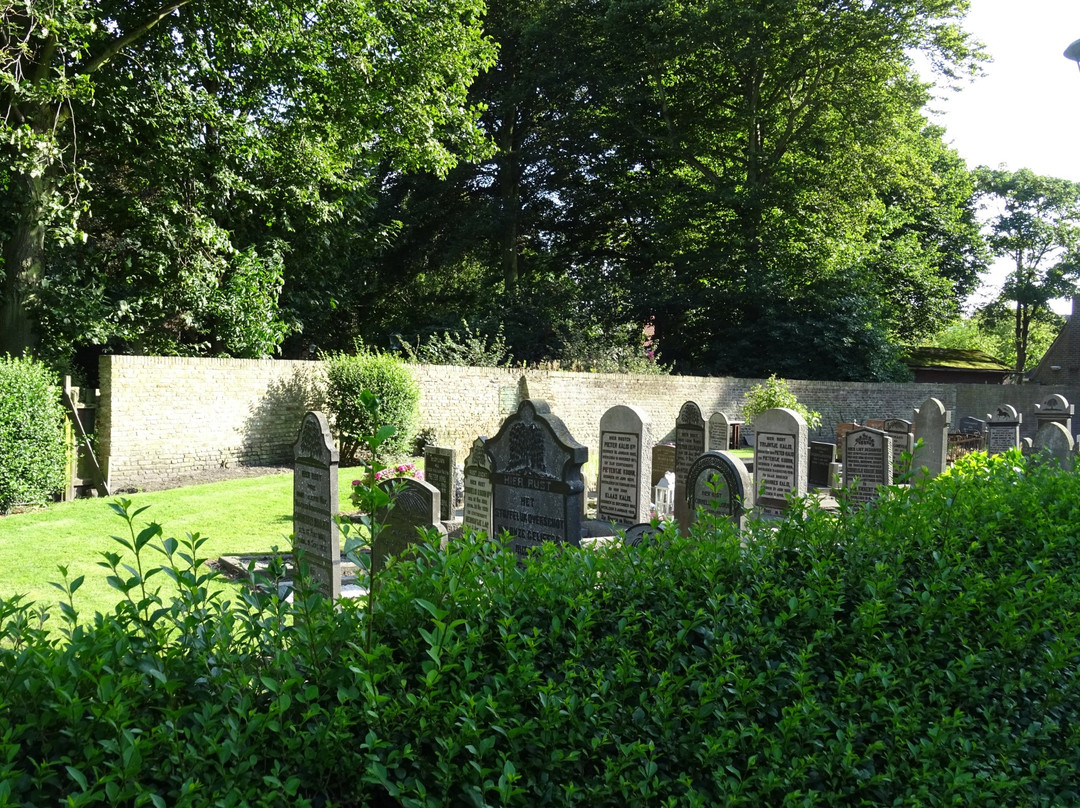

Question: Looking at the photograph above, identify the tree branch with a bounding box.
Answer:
[79,0,196,76]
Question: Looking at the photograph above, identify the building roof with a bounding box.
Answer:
[902,347,1011,373]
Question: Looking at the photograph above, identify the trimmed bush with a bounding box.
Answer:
[324,347,419,462]
[3,450,1080,805]
[0,356,67,512]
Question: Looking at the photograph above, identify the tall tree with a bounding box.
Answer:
[974,167,1080,378]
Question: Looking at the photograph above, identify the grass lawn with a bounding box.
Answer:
[0,471,360,624]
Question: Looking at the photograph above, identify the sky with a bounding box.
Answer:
[919,0,1080,314]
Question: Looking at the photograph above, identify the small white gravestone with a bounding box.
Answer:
[708,411,733,452]
[292,411,341,599]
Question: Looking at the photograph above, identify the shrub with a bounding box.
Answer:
[400,320,514,367]
[741,373,822,428]
[0,356,67,512]
[323,346,419,462]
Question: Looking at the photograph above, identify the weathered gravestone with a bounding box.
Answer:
[808,441,836,488]
[884,418,914,476]
[373,478,446,573]
[487,399,588,557]
[292,411,341,599]
[1032,422,1075,471]
[623,522,663,548]
[1034,394,1073,435]
[843,427,893,506]
[835,423,859,461]
[986,405,1021,456]
[423,446,457,521]
[960,416,987,436]
[753,408,808,518]
[463,437,493,536]
[674,402,707,530]
[912,398,949,480]
[597,405,652,525]
[708,412,734,452]
[686,451,753,530]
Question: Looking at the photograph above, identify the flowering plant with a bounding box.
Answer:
[373,462,424,483]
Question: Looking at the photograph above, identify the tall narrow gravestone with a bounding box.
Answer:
[292,411,341,599]
[1034,394,1073,435]
[708,412,733,452]
[597,405,652,525]
[884,418,914,476]
[912,397,948,480]
[674,402,706,530]
[462,437,494,536]
[843,427,893,506]
[487,400,588,557]
[1032,422,1074,471]
[808,441,836,488]
[686,451,753,530]
[986,405,1021,456]
[753,408,808,517]
[373,478,446,573]
[423,446,456,521]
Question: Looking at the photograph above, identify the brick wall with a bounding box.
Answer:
[97,355,1080,490]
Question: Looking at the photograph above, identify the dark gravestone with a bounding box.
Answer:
[960,416,987,436]
[674,402,706,530]
[686,451,753,530]
[623,522,663,548]
[884,418,914,476]
[462,437,493,536]
[843,427,893,506]
[423,446,456,521]
[808,441,836,487]
[597,404,652,525]
[373,478,446,573]
[292,411,341,599]
[986,405,1021,456]
[1032,422,1074,471]
[487,399,588,557]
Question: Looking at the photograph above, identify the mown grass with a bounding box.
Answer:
[0,470,359,622]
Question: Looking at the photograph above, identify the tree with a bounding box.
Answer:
[974,167,1080,377]
[1,0,495,359]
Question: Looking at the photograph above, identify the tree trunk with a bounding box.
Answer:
[0,171,45,356]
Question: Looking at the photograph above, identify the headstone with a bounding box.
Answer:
[843,427,894,506]
[597,405,652,525]
[486,399,588,557]
[423,446,456,521]
[864,419,886,431]
[835,423,859,460]
[753,408,808,517]
[686,451,753,530]
[708,412,733,452]
[912,398,949,480]
[462,437,493,536]
[808,441,836,488]
[1032,422,1074,471]
[373,478,446,573]
[674,402,706,530]
[986,405,1021,456]
[884,418,914,476]
[959,416,987,436]
[1034,394,1073,435]
[292,411,341,599]
[623,522,663,548]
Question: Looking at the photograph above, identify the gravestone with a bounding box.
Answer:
[912,398,949,480]
[487,399,588,556]
[808,442,836,488]
[292,411,341,599]
[986,405,1021,456]
[1032,422,1074,471]
[462,437,493,536]
[686,451,753,530]
[864,419,886,431]
[884,418,914,476]
[373,478,446,573]
[960,416,987,436]
[843,427,893,506]
[835,423,859,460]
[674,402,706,530]
[423,446,457,521]
[1034,394,1073,435]
[623,522,663,548]
[753,408,808,517]
[597,405,652,525]
[708,412,733,452]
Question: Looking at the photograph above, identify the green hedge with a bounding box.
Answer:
[3,451,1080,805]
[0,356,67,513]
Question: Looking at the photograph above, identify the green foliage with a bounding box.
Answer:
[927,309,1064,371]
[555,323,670,375]
[6,451,1080,804]
[324,348,419,463]
[400,320,514,367]
[0,356,66,513]
[741,375,822,429]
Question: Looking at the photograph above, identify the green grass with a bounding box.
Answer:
[0,471,359,623]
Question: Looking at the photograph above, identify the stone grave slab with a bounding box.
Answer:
[1035,394,1073,435]
[623,522,663,548]
[884,418,914,476]
[843,427,893,506]
[912,398,948,480]
[835,423,859,460]
[986,405,1021,456]
[808,441,836,488]
[686,450,753,530]
[597,404,652,525]
[708,412,733,452]
[373,478,446,573]
[753,408,808,517]
[674,402,706,530]
[1032,422,1074,471]
[487,399,588,557]
[960,416,987,436]
[424,446,456,521]
[292,411,341,599]
[463,437,493,536]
